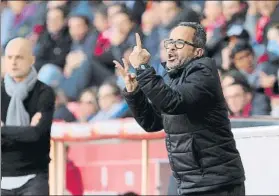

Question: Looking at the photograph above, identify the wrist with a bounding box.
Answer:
[135,64,151,70]
[135,64,151,75]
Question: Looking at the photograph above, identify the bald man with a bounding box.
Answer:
[1,37,55,195]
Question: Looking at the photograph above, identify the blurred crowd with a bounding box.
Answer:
[1,0,279,123]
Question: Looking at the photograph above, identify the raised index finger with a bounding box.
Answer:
[135,33,142,49]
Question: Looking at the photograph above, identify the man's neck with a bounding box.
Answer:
[13,77,25,83]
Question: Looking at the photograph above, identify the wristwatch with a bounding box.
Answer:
[135,64,151,75]
[136,64,151,71]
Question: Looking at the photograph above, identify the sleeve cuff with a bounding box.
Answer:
[122,86,142,100]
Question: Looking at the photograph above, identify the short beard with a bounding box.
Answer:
[168,56,194,70]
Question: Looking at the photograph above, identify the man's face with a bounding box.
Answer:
[159,2,180,26]
[94,12,109,33]
[222,1,241,21]
[79,91,98,119]
[4,42,33,80]
[142,11,156,35]
[165,26,197,69]
[68,17,88,41]
[223,84,249,115]
[107,4,122,25]
[233,50,254,73]
[97,85,118,111]
[47,8,65,34]
[204,1,222,21]
[111,12,133,35]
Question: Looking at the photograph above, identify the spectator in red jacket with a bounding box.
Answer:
[93,3,115,73]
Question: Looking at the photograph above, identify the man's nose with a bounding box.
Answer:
[167,44,176,52]
[11,59,17,64]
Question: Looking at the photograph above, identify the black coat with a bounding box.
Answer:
[34,27,72,71]
[123,57,245,194]
[1,81,55,176]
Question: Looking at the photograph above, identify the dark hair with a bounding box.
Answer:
[79,87,98,104]
[177,22,207,49]
[223,70,252,93]
[223,69,247,83]
[108,2,127,13]
[100,81,121,96]
[47,6,67,19]
[231,80,252,93]
[69,14,91,26]
[230,41,254,59]
[115,5,134,22]
[95,3,108,18]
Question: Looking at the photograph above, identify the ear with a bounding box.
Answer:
[195,48,204,58]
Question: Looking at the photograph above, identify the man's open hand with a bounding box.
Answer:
[1,121,4,126]
[113,58,138,92]
[129,33,151,68]
[30,112,42,127]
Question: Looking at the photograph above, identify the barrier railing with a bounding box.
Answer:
[49,117,279,195]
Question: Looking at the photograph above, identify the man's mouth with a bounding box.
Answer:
[168,53,176,61]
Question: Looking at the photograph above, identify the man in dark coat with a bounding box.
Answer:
[113,22,245,195]
[1,38,55,195]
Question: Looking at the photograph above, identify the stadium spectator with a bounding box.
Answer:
[4,1,44,46]
[93,4,114,73]
[220,25,250,70]
[76,87,99,122]
[90,81,131,122]
[107,3,126,26]
[1,1,14,49]
[202,1,225,41]
[150,39,168,78]
[109,7,143,62]
[34,7,72,71]
[255,1,278,44]
[223,79,271,117]
[206,0,247,66]
[47,1,93,20]
[230,41,278,93]
[141,10,161,65]
[157,1,200,41]
[67,14,97,58]
[53,89,76,122]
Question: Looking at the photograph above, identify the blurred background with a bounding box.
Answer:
[1,0,279,195]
